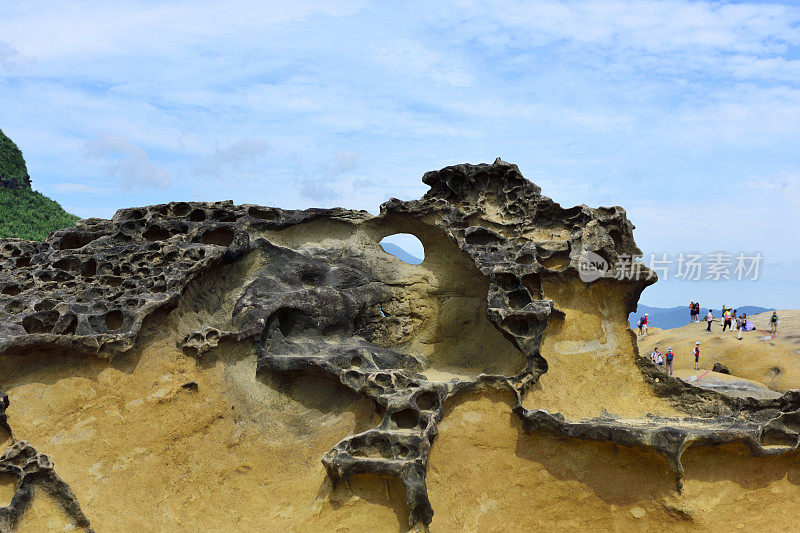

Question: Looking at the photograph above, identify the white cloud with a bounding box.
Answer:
[372,39,473,87]
[52,182,107,195]
[85,134,171,190]
[195,138,271,176]
[0,41,23,70]
[1,0,799,306]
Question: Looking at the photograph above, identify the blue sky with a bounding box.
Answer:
[1,0,798,309]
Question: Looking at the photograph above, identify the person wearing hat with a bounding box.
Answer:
[665,347,675,376]
[693,342,701,371]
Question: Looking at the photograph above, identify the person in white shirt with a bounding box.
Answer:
[651,347,661,364]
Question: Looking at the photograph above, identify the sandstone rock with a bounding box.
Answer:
[2,159,800,529]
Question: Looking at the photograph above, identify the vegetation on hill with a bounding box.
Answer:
[0,128,31,189]
[0,128,80,240]
[0,187,81,240]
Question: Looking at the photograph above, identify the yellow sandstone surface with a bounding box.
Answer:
[3,299,800,531]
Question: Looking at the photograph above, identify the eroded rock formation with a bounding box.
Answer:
[1,159,799,530]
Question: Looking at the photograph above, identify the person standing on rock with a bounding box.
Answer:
[693,342,701,371]
[706,310,714,332]
[665,348,675,376]
[722,308,732,332]
[651,347,661,365]
[657,351,664,369]
[738,312,747,340]
[771,311,779,335]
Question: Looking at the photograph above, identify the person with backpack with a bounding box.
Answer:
[771,311,779,335]
[689,301,696,323]
[665,348,675,376]
[706,310,714,332]
[722,308,732,332]
[693,342,701,370]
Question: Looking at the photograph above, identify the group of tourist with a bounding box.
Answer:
[694,303,779,341]
[650,342,702,376]
[640,304,781,378]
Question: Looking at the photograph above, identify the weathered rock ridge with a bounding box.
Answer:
[1,159,799,530]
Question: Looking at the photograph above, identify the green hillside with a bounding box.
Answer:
[0,128,80,240]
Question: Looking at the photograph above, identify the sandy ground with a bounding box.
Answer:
[637,310,800,392]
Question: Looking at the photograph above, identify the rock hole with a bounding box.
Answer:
[201,227,235,246]
[379,233,424,265]
[1,285,21,296]
[464,226,502,246]
[58,231,97,250]
[394,444,411,458]
[15,256,30,268]
[248,206,279,220]
[211,210,237,222]
[82,258,97,277]
[173,202,191,216]
[53,257,80,272]
[104,310,124,331]
[502,315,533,336]
[391,408,420,430]
[493,272,518,291]
[188,209,207,222]
[415,391,438,411]
[515,253,535,265]
[760,428,798,448]
[122,209,145,220]
[104,276,123,287]
[143,225,170,242]
[276,308,302,338]
[34,300,55,312]
[373,373,393,386]
[21,310,59,334]
[507,289,532,310]
[521,274,543,300]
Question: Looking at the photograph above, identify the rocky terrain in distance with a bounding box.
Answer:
[2,159,800,531]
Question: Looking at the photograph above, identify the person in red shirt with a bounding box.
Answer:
[693,342,701,370]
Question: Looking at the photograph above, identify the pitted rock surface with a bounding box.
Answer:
[2,159,800,528]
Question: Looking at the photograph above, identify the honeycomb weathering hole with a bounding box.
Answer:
[379,234,424,265]
[201,227,235,246]
[105,310,124,331]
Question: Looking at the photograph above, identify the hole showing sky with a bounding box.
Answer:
[379,233,424,265]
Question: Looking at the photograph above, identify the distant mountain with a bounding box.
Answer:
[0,129,80,241]
[629,304,771,330]
[379,242,423,265]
